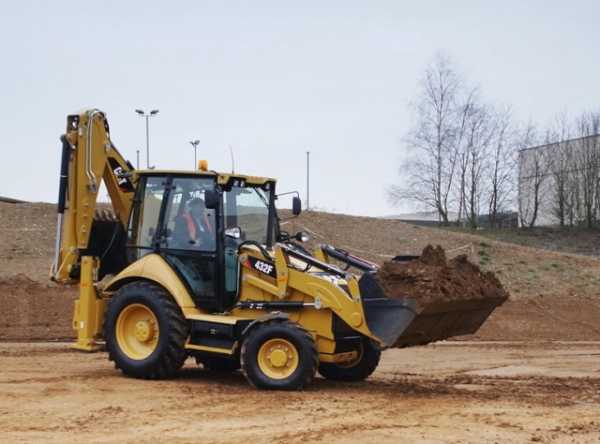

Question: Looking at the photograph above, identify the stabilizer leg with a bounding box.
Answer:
[72,256,104,352]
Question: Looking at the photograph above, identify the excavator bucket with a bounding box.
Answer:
[358,270,507,348]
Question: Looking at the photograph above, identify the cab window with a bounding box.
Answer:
[127,176,165,260]
[163,177,216,252]
[224,182,273,246]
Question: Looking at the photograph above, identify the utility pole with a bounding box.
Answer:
[135,109,159,168]
[189,140,200,169]
[136,149,140,169]
[306,150,310,211]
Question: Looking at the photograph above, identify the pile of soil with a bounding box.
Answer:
[0,202,57,282]
[375,245,509,310]
[1,202,600,343]
[0,275,76,340]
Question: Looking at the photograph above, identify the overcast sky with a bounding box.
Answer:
[0,1,598,216]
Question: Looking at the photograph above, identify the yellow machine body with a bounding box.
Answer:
[100,247,374,362]
[53,108,381,361]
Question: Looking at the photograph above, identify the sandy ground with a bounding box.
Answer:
[1,341,600,444]
[3,203,600,443]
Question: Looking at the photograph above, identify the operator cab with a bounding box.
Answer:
[126,172,278,312]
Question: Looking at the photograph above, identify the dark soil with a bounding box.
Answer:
[0,275,76,340]
[376,245,509,310]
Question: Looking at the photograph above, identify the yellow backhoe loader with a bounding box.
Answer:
[51,109,504,390]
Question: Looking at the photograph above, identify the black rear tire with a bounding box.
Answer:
[318,338,381,382]
[241,320,317,390]
[104,281,189,379]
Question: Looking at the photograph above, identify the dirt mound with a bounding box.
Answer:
[0,275,76,340]
[0,202,58,282]
[465,294,600,341]
[2,202,600,342]
[376,245,509,310]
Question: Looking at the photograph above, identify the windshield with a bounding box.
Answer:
[224,182,274,246]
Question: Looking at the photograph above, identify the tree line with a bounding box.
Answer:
[389,53,600,229]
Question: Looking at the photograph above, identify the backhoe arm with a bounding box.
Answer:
[51,109,136,283]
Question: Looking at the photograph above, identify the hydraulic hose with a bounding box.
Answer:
[57,135,71,214]
[52,135,72,277]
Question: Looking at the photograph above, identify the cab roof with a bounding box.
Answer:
[135,169,276,186]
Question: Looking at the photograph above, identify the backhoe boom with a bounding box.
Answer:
[51,109,135,283]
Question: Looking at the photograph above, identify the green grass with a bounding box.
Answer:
[477,247,492,267]
[439,225,600,258]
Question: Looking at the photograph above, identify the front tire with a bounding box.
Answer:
[104,281,189,379]
[241,320,317,390]
[318,338,381,382]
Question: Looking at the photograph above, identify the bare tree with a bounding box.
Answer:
[463,103,496,228]
[517,123,547,228]
[453,90,478,225]
[545,113,572,227]
[487,106,517,228]
[574,112,600,228]
[392,55,599,231]
[389,53,462,224]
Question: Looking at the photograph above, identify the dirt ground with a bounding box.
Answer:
[1,341,599,443]
[3,202,600,442]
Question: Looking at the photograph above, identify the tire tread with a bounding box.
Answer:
[104,281,189,380]
[241,320,317,390]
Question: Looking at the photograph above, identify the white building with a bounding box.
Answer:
[518,134,600,227]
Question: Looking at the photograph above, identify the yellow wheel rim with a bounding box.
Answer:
[115,303,159,360]
[257,338,299,380]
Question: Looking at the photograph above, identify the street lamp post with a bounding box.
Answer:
[189,140,200,169]
[135,109,159,168]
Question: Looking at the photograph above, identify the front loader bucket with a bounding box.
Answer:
[359,273,505,348]
[358,272,417,347]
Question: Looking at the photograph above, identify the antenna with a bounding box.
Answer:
[228,145,235,173]
[306,150,310,210]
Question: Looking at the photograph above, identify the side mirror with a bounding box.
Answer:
[292,196,302,216]
[225,226,242,239]
[204,190,219,210]
[294,231,310,243]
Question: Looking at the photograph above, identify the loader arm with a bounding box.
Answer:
[51,109,136,283]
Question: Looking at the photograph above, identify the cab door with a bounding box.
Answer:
[158,176,222,311]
